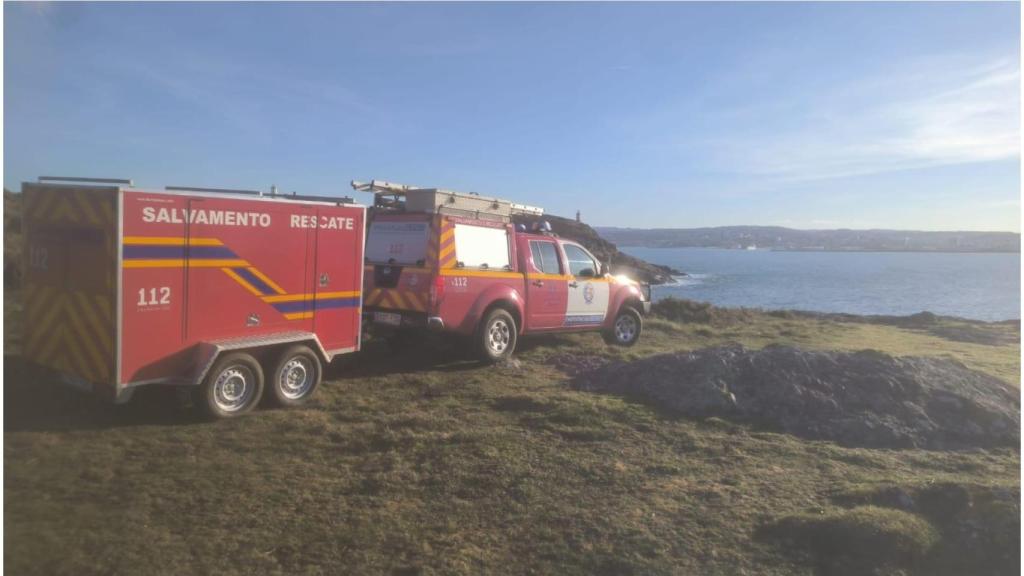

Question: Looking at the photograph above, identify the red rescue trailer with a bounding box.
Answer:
[21,177,366,418]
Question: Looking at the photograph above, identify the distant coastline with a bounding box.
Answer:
[626,246,1024,254]
[597,225,1021,254]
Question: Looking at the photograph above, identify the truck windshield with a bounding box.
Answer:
[365,220,429,265]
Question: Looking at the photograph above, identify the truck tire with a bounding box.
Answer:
[268,345,322,407]
[478,308,517,363]
[198,352,265,419]
[603,305,642,347]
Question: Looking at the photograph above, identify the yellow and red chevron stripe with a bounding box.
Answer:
[23,285,115,385]
[25,187,116,228]
[364,288,427,312]
[424,215,440,267]
[437,218,456,269]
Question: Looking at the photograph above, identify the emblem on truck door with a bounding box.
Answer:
[247,313,261,327]
[583,283,595,304]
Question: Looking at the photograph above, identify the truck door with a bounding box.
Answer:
[561,243,610,327]
[313,206,365,353]
[524,238,568,330]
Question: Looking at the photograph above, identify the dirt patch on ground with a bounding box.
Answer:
[545,352,614,377]
[570,344,1019,449]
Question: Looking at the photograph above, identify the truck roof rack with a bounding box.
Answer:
[39,176,133,186]
[166,185,263,195]
[352,179,543,221]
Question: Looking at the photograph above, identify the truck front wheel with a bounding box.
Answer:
[603,306,643,347]
[269,345,322,407]
[478,308,517,362]
[198,352,265,419]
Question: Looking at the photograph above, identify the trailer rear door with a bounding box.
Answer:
[22,184,118,388]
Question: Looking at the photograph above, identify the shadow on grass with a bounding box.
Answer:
[328,336,481,380]
[5,338,485,432]
[330,332,578,380]
[6,331,581,432]
[4,355,207,433]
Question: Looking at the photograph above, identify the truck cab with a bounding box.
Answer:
[358,180,651,361]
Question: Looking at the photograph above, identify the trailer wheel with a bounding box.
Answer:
[603,306,642,347]
[269,345,322,407]
[478,308,517,363]
[198,352,264,419]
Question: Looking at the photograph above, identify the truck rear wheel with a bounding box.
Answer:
[198,352,264,419]
[269,345,322,407]
[478,308,517,363]
[603,306,642,347]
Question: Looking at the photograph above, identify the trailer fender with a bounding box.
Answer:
[191,331,333,387]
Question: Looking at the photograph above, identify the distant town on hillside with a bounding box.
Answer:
[596,226,1021,253]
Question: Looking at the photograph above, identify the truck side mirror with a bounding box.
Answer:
[599,262,609,276]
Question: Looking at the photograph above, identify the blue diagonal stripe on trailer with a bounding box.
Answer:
[233,268,276,295]
[270,298,361,314]
[122,245,238,259]
[271,300,312,314]
[315,297,361,310]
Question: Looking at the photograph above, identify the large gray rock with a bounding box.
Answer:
[570,345,1019,449]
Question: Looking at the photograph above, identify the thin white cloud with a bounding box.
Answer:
[721,59,1020,182]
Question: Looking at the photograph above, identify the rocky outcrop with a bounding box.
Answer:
[513,213,680,285]
[569,344,1020,449]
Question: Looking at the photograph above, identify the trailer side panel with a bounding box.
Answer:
[120,191,365,385]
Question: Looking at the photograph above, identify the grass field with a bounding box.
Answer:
[4,294,1020,575]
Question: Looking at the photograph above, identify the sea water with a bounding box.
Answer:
[623,247,1021,322]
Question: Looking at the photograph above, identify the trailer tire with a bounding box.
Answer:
[603,305,642,347]
[198,352,265,419]
[477,307,517,363]
[268,345,322,407]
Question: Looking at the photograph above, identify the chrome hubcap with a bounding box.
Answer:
[278,357,314,400]
[488,318,511,353]
[615,315,638,343]
[213,366,254,412]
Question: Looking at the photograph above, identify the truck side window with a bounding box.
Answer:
[529,241,561,275]
[563,244,597,277]
[453,223,511,269]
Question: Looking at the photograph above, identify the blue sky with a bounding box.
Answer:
[4,2,1020,231]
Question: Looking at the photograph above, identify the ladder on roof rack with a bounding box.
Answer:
[351,179,544,217]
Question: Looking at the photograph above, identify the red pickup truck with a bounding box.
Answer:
[358,183,651,361]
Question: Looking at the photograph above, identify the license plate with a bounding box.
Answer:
[374,311,401,326]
